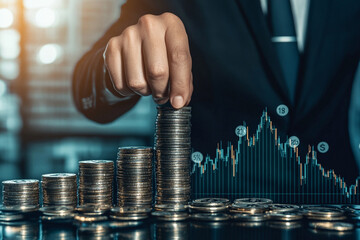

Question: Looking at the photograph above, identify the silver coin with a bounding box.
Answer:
[0,212,26,221]
[268,204,300,213]
[154,204,188,212]
[191,198,230,207]
[309,222,354,231]
[189,205,229,213]
[109,213,149,221]
[191,213,230,222]
[74,214,108,223]
[111,206,152,214]
[230,203,269,214]
[234,198,273,205]
[268,221,302,229]
[151,211,189,221]
[269,212,303,221]
[232,213,269,222]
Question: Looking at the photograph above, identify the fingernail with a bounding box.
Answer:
[171,96,184,109]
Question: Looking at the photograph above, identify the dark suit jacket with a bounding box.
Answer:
[73,0,360,184]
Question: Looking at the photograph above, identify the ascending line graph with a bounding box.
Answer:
[191,110,360,204]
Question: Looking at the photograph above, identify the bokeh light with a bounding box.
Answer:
[0,80,7,96]
[0,8,14,28]
[37,44,62,64]
[23,0,55,9]
[0,61,19,80]
[35,8,56,28]
[0,29,20,60]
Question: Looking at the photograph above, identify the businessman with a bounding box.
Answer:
[73,0,360,184]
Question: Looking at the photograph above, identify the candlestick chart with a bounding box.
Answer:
[191,110,360,204]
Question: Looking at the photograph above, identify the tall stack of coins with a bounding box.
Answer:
[42,173,77,207]
[78,160,114,207]
[2,179,39,210]
[155,106,192,205]
[116,147,153,208]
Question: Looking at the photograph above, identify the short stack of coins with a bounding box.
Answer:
[116,147,153,208]
[78,160,114,208]
[42,173,77,207]
[155,106,192,205]
[2,179,39,211]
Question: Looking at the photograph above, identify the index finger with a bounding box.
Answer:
[164,16,192,109]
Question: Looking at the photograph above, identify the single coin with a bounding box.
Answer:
[269,212,303,221]
[232,213,269,222]
[191,213,230,222]
[309,222,354,231]
[151,211,189,221]
[234,198,273,205]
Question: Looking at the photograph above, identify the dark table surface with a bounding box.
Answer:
[1,218,360,240]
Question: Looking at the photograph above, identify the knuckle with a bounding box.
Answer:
[170,47,190,64]
[107,37,119,49]
[161,12,180,23]
[128,80,147,92]
[138,14,155,29]
[121,26,138,42]
[147,64,168,81]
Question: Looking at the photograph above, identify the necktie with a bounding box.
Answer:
[267,0,299,103]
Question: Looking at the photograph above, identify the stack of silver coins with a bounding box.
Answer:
[2,179,39,210]
[155,106,192,205]
[78,160,114,207]
[116,147,153,208]
[42,173,77,207]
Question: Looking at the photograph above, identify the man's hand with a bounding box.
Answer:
[103,12,193,109]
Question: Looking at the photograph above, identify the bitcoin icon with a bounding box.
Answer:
[289,136,300,148]
[317,141,329,153]
[235,125,247,137]
[192,152,203,163]
[276,104,289,117]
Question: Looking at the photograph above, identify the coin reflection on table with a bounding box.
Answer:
[2,221,39,240]
[77,222,112,240]
[155,222,189,240]
[42,223,76,240]
[113,224,150,240]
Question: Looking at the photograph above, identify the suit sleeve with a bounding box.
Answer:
[72,0,164,123]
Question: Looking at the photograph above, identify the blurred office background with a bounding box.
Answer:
[0,0,156,194]
[0,0,359,195]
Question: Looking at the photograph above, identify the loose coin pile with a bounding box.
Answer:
[2,179,39,211]
[303,206,346,221]
[42,173,77,207]
[189,198,230,213]
[117,147,153,208]
[78,160,114,208]
[155,106,192,206]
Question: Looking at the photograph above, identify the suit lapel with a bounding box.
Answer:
[234,0,291,105]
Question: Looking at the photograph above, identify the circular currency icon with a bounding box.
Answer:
[317,141,329,153]
[235,125,247,137]
[191,152,203,164]
[289,136,300,148]
[276,104,289,117]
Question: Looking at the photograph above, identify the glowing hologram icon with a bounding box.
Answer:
[289,136,300,148]
[276,104,289,117]
[235,125,247,137]
[317,142,329,153]
[191,109,360,204]
[192,152,203,164]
